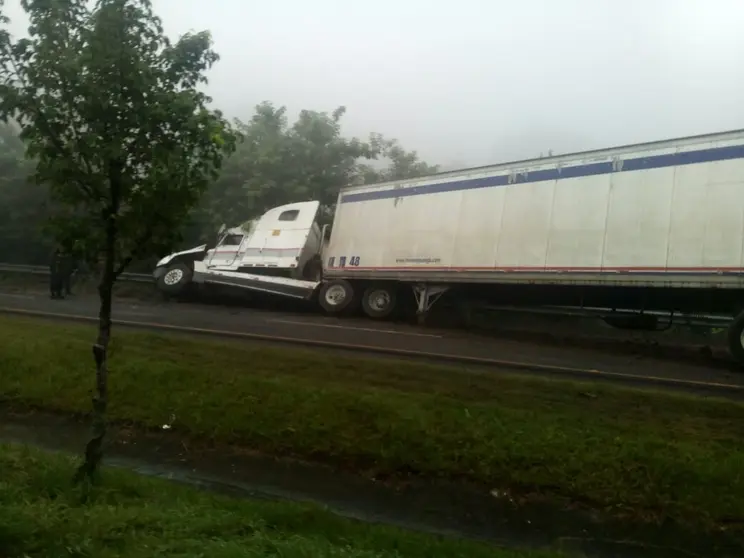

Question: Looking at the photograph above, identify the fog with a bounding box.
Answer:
[6,0,744,168]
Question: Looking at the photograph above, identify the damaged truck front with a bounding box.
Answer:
[153,200,326,301]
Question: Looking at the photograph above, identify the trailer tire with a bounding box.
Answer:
[727,310,744,367]
[362,285,397,319]
[156,262,193,296]
[318,279,355,314]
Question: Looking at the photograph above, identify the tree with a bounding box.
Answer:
[356,133,440,184]
[202,102,375,229]
[0,122,50,263]
[0,0,237,481]
[199,102,294,230]
[288,106,375,214]
[201,103,440,234]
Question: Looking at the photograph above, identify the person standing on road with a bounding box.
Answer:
[61,244,77,296]
[71,240,88,287]
[60,246,76,297]
[49,246,64,299]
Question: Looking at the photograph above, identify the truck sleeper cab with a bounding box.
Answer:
[153,201,325,300]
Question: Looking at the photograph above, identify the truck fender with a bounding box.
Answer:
[155,244,207,268]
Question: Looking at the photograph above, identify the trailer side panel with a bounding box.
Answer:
[324,131,744,289]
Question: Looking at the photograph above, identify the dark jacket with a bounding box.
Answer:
[50,248,75,276]
[59,250,75,275]
[49,249,64,275]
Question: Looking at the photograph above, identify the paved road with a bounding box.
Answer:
[0,289,743,392]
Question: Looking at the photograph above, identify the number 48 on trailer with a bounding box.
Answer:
[327,256,360,268]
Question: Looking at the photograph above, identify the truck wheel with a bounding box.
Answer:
[157,262,193,296]
[727,310,744,368]
[362,285,397,319]
[318,279,355,314]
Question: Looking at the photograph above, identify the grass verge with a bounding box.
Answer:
[1,442,561,558]
[0,314,743,530]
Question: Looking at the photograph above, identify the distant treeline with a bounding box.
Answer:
[0,102,438,267]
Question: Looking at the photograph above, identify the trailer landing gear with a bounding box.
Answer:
[413,284,449,325]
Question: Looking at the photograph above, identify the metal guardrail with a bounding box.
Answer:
[0,263,152,283]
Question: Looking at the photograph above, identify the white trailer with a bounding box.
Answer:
[153,128,744,364]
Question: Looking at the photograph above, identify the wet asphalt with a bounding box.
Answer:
[0,288,742,394]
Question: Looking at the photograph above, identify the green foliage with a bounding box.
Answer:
[200,102,371,230]
[0,122,50,263]
[0,0,238,271]
[357,133,440,184]
[2,314,744,531]
[197,102,440,235]
[0,443,548,558]
[0,3,439,260]
[0,0,239,481]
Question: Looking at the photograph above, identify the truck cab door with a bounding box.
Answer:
[206,232,245,269]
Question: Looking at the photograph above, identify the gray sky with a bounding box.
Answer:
[6,0,744,168]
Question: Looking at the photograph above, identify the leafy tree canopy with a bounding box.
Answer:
[198,102,440,233]
[0,0,238,481]
[0,4,440,259]
[0,0,238,270]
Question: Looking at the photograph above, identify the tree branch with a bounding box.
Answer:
[113,235,149,278]
[4,47,99,199]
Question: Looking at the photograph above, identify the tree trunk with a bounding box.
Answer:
[74,213,116,484]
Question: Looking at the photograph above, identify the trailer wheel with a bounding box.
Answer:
[362,285,398,319]
[727,310,744,367]
[318,279,355,314]
[157,262,193,296]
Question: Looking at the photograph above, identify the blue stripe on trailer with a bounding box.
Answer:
[341,143,744,204]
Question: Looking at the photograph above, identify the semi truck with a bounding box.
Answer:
[153,128,744,366]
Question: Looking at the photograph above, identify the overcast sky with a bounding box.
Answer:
[5,0,744,168]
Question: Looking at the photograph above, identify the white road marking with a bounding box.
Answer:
[269,318,443,338]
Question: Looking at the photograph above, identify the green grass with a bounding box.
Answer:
[0,443,564,558]
[0,314,743,530]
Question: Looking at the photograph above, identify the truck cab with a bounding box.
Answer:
[154,200,325,299]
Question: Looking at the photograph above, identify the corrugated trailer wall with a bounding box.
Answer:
[324,130,744,289]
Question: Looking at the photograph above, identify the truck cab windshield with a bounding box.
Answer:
[220,234,243,246]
